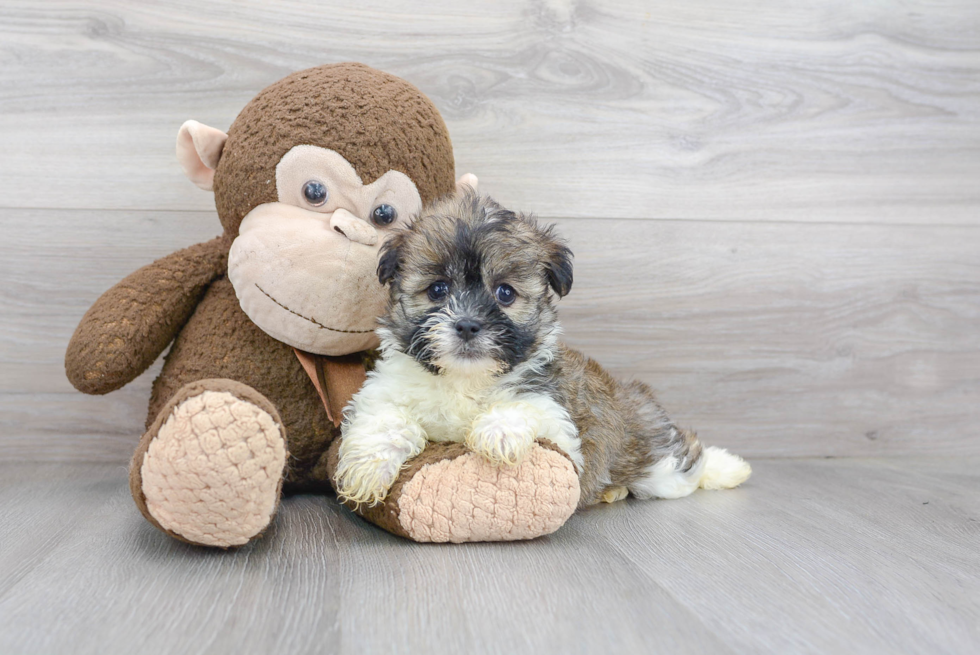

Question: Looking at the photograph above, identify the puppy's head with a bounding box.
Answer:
[377,192,572,375]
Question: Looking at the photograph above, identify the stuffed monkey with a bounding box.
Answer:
[65,63,580,547]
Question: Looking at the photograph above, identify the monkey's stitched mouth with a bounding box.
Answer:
[255,283,375,334]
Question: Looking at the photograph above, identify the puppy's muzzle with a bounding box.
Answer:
[454,318,482,342]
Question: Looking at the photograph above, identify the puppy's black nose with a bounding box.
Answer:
[454,319,482,341]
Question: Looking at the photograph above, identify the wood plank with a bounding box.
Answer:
[0,462,124,598]
[0,0,978,223]
[3,208,977,460]
[575,456,980,655]
[0,462,731,655]
[0,463,344,654]
[0,459,977,654]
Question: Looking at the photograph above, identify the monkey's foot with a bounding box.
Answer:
[325,439,580,543]
[130,379,287,548]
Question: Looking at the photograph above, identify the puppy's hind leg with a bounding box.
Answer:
[600,486,629,504]
[620,383,751,500]
[627,426,706,500]
[629,427,752,499]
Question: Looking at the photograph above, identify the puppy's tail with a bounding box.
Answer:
[698,446,752,490]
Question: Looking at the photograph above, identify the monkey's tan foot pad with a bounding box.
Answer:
[330,440,580,543]
[130,379,287,548]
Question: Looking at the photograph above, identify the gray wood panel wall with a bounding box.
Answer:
[2,0,978,461]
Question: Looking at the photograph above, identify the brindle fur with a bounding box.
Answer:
[379,192,705,507]
[553,347,703,506]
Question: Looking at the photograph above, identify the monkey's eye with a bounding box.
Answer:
[371,204,397,226]
[427,281,449,302]
[495,284,517,306]
[303,180,328,206]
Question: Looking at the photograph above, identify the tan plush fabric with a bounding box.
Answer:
[396,443,580,543]
[227,200,391,356]
[176,120,228,191]
[322,437,579,543]
[138,386,287,548]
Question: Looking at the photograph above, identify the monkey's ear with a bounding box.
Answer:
[540,225,574,298]
[456,173,478,193]
[377,232,406,285]
[176,120,228,191]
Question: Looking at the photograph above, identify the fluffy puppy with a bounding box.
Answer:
[334,192,751,507]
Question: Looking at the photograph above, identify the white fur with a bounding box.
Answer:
[629,443,751,500]
[504,391,582,470]
[467,403,539,466]
[699,446,752,490]
[629,454,705,500]
[337,341,584,504]
[334,413,426,506]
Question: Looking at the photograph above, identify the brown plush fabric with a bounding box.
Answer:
[65,236,230,395]
[213,62,456,237]
[147,277,336,490]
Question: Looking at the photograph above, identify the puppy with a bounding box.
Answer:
[335,192,751,507]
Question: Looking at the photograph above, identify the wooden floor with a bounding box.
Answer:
[1,1,979,653]
[0,458,977,654]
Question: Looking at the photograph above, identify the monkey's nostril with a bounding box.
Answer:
[454,319,482,341]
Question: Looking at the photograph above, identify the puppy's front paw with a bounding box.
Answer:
[335,430,422,506]
[467,403,539,466]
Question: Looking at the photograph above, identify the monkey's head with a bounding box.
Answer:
[176,63,473,355]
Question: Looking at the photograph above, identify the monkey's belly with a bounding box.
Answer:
[148,276,336,490]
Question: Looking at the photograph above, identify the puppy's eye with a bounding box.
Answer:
[427,280,449,302]
[495,283,517,306]
[303,180,328,206]
[371,204,397,226]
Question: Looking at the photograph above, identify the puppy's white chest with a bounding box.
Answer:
[369,352,506,443]
[413,373,502,443]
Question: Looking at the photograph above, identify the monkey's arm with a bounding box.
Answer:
[65,236,229,395]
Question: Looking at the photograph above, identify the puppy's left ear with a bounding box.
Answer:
[540,225,574,298]
[377,231,406,285]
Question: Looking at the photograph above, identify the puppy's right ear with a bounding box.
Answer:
[377,232,406,285]
[544,240,574,298]
[533,221,573,298]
